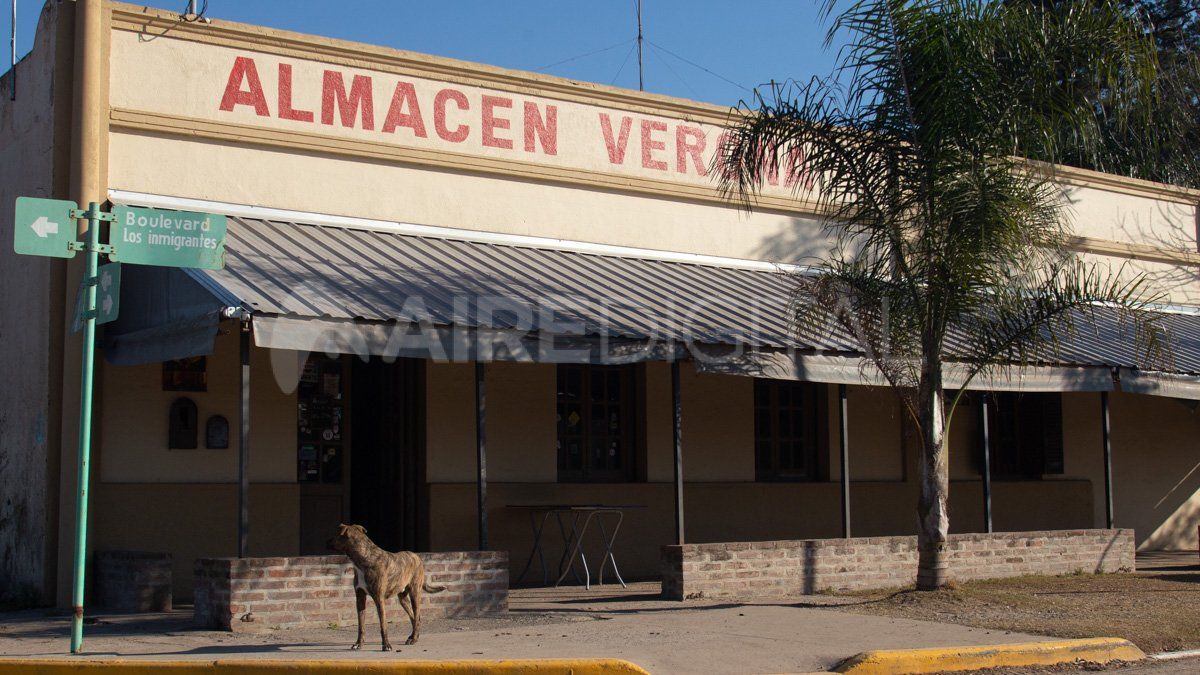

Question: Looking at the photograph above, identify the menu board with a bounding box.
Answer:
[297,356,344,483]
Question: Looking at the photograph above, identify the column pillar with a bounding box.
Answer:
[839,384,850,539]
[475,362,488,549]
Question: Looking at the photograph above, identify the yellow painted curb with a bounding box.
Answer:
[0,658,650,675]
[835,637,1146,674]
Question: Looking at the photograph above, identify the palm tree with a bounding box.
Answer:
[718,0,1169,590]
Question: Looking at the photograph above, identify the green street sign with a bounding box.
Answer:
[72,262,121,333]
[110,205,226,270]
[13,197,79,258]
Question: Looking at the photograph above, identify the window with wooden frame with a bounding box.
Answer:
[986,392,1065,479]
[556,364,638,482]
[754,379,824,481]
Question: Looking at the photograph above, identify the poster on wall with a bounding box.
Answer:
[297,355,344,484]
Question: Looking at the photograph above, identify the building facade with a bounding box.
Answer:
[2,1,1199,606]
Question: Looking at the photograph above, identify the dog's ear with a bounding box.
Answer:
[352,524,367,535]
[337,523,349,535]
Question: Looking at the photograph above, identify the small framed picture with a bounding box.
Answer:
[163,357,207,392]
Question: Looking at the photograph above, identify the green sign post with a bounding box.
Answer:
[12,198,225,654]
[63,202,110,655]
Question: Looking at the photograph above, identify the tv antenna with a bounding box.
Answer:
[635,0,644,91]
[181,0,210,23]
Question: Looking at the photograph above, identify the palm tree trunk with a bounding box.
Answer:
[916,362,950,590]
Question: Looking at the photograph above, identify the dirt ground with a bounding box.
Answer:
[826,570,1200,655]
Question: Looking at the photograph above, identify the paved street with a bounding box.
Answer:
[0,582,1064,674]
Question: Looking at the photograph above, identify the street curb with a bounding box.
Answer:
[0,658,651,674]
[834,637,1146,674]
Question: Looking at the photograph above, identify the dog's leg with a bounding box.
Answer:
[397,590,415,623]
[374,593,393,651]
[351,588,367,650]
[405,581,422,645]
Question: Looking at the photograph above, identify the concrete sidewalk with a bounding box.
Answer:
[0,583,1054,674]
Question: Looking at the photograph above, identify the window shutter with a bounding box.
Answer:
[991,394,1020,476]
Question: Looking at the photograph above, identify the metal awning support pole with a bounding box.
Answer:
[475,361,488,550]
[839,384,850,539]
[1102,390,1114,529]
[238,320,250,557]
[672,360,684,545]
[980,393,993,533]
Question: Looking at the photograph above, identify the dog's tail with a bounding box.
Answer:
[423,580,447,594]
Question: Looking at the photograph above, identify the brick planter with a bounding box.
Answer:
[194,552,508,631]
[662,529,1135,600]
[94,551,173,612]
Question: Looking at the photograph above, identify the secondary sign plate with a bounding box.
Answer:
[110,205,227,270]
[71,262,121,333]
[13,197,78,259]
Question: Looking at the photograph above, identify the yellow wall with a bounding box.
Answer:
[90,483,299,600]
[108,131,828,268]
[91,335,1200,593]
[422,363,1106,580]
[93,325,301,599]
[678,367,756,481]
[829,385,907,482]
[1109,391,1200,550]
[98,328,295,483]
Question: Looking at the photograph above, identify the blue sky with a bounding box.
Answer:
[4,0,847,108]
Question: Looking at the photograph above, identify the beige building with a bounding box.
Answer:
[2,0,1199,606]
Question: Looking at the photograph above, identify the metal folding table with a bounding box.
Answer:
[507,504,645,589]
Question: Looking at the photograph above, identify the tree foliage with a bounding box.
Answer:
[718,0,1171,588]
[1008,0,1200,185]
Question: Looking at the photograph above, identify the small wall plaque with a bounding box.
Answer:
[206,415,230,449]
[168,398,198,449]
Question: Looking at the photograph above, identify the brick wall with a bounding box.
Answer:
[194,552,508,632]
[94,551,172,612]
[662,529,1134,600]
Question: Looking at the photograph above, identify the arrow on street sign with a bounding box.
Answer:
[13,197,79,259]
[31,216,60,238]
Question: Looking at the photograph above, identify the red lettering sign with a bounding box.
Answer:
[599,113,633,165]
[434,89,470,143]
[382,81,427,137]
[676,125,707,176]
[321,70,374,130]
[524,102,557,156]
[640,119,668,171]
[212,56,814,193]
[277,63,313,123]
[219,56,270,117]
[481,95,514,150]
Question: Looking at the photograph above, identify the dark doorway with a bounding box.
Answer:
[350,357,426,552]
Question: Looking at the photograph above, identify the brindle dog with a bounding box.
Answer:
[326,523,446,651]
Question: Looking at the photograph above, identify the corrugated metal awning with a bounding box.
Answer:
[104,193,1200,395]
[193,214,853,353]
